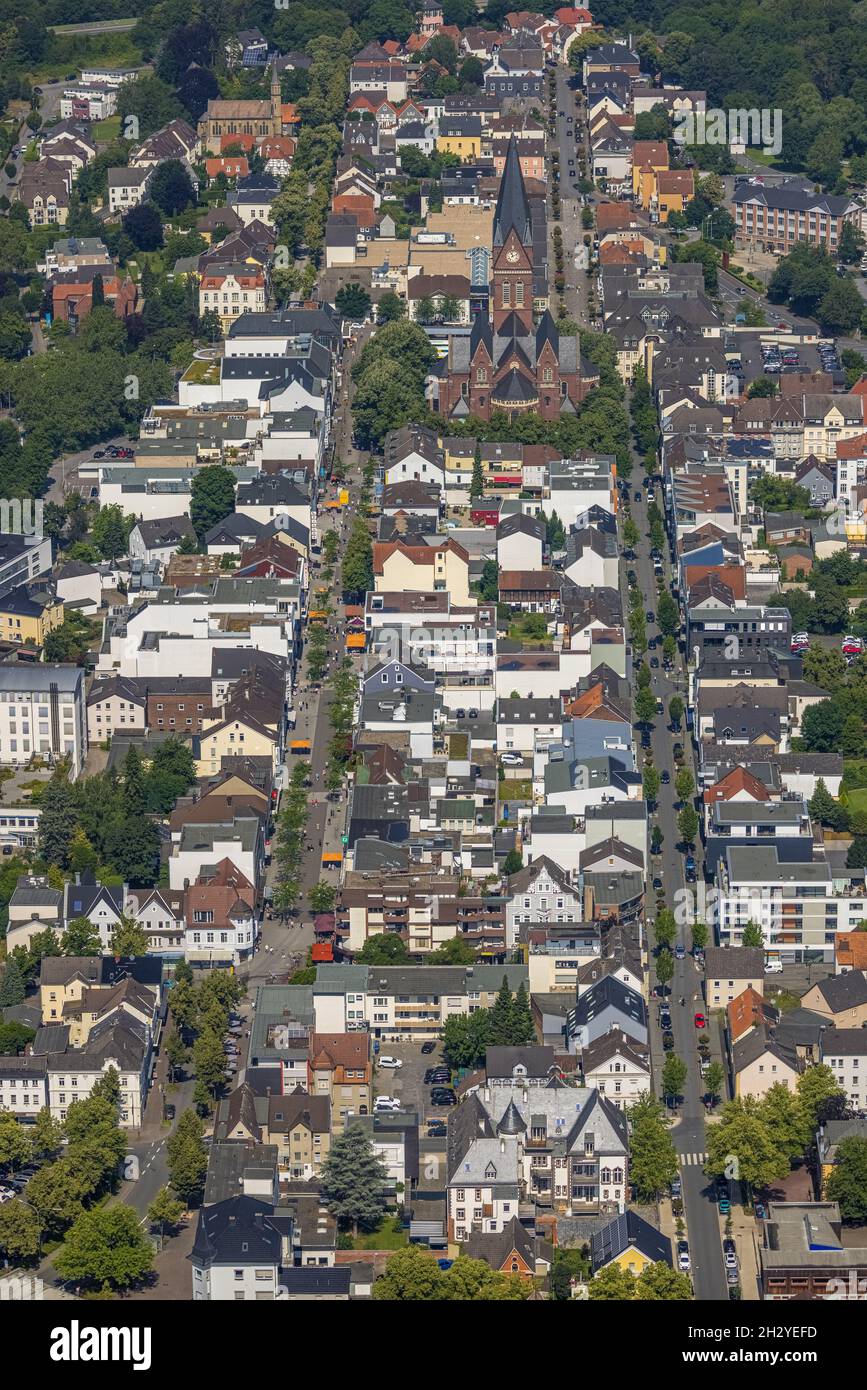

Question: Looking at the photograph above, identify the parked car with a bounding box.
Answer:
[378,1056,403,1069]
[427,1122,447,1137]
[500,752,523,766]
[671,1178,682,1198]
[661,770,670,784]
[754,1200,767,1220]
[677,1240,691,1272]
[421,1041,436,1054]
[694,1012,707,1028]
[662,1030,675,1050]
[726,1266,740,1285]
[374,1097,401,1112]
[718,1196,731,1214]
[675,944,685,960]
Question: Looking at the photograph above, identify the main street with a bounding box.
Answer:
[551,63,593,327]
[245,324,372,984]
[625,453,729,1301]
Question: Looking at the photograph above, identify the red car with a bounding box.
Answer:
[694,1012,707,1029]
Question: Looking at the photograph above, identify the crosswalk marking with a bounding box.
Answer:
[678,1152,707,1166]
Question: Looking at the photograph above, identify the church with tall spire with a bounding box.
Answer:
[434,134,596,422]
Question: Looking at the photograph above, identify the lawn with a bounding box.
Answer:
[92,116,121,143]
[844,787,867,816]
[501,778,532,800]
[350,1216,408,1250]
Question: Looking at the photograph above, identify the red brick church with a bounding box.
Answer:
[433,135,596,421]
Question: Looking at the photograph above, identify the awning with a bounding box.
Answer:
[322,852,343,864]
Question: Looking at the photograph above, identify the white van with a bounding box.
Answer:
[764,957,783,974]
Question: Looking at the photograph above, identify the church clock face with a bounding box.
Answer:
[505,249,520,263]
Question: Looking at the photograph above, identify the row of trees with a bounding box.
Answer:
[272,760,313,913]
[165,962,244,1115]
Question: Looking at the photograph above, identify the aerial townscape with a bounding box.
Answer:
[1,0,867,1322]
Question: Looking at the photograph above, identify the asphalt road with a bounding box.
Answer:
[624,432,729,1301]
[552,64,593,327]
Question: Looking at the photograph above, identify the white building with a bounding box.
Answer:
[0,665,87,777]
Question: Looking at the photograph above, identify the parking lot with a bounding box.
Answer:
[735,335,837,385]
[372,1040,453,1125]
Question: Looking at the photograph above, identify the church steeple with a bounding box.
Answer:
[493,134,532,247]
[491,134,534,332]
[270,60,282,137]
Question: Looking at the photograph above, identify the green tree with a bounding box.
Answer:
[192,1029,228,1100]
[342,515,374,595]
[190,464,236,542]
[675,768,694,803]
[55,1204,154,1291]
[470,442,484,499]
[656,949,674,992]
[654,909,676,953]
[164,1028,190,1082]
[637,1262,694,1300]
[442,1009,490,1069]
[0,1197,41,1263]
[797,1064,846,1132]
[335,283,372,320]
[657,593,679,637]
[627,1095,678,1202]
[147,1186,186,1247]
[662,1054,688,1101]
[741,921,764,950]
[67,827,98,875]
[761,1082,811,1160]
[705,1100,789,1189]
[91,504,130,562]
[589,1263,637,1299]
[376,291,406,323]
[109,914,149,958]
[321,1125,389,1236]
[0,1111,33,1168]
[635,686,657,725]
[309,882,337,913]
[704,1061,724,1104]
[669,696,684,727]
[623,517,640,549]
[0,1021,36,1054]
[0,956,24,1006]
[356,933,410,965]
[31,1107,63,1160]
[651,825,664,855]
[61,916,103,957]
[427,936,477,965]
[826,1137,867,1223]
[642,765,661,804]
[691,921,708,953]
[502,848,523,876]
[38,777,78,869]
[166,1109,208,1206]
[677,805,698,845]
